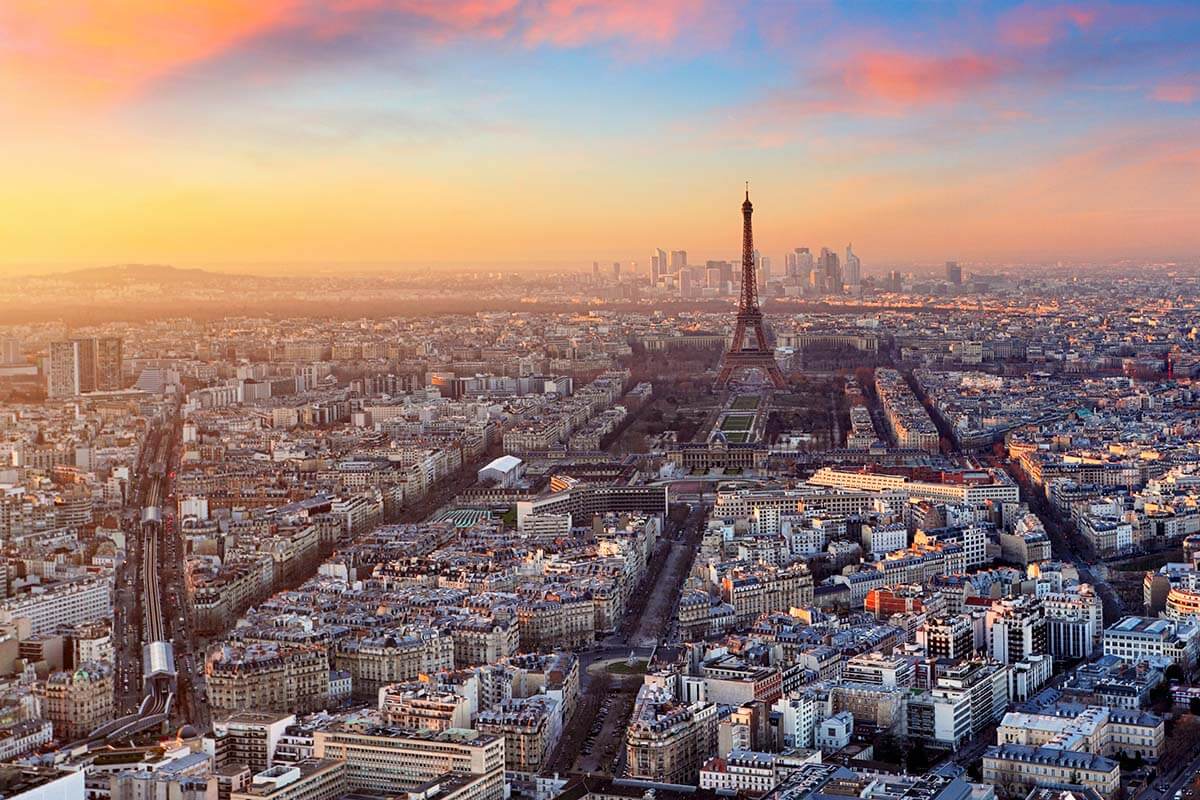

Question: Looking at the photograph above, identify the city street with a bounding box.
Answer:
[543,503,706,777]
[1141,747,1200,800]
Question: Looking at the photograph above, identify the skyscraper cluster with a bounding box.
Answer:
[779,244,861,295]
[634,242,865,299]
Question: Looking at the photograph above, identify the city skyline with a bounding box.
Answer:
[7,4,1200,794]
[2,0,1199,273]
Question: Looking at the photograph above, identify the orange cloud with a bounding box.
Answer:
[999,3,1097,47]
[837,51,1007,105]
[0,0,297,104]
[1152,82,1198,104]
[0,0,723,110]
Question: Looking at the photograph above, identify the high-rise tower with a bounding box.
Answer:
[946,261,962,285]
[716,189,787,389]
[845,244,861,288]
[47,336,123,398]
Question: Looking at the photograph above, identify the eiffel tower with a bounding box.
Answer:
[715,187,787,388]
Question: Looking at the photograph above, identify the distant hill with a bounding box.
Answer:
[50,264,252,285]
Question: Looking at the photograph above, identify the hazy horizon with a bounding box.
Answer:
[1,1,1198,276]
[4,253,1200,281]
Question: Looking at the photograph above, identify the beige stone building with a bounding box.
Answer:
[380,683,473,731]
[42,660,114,741]
[207,644,329,716]
[625,684,718,785]
[189,557,272,636]
[720,565,813,627]
[333,632,454,702]
[998,704,1164,762]
[982,745,1119,798]
[475,695,560,779]
[450,616,519,668]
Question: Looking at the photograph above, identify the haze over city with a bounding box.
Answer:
[2,0,1199,274]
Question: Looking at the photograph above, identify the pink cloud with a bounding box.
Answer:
[403,0,521,27]
[699,44,1025,152]
[836,51,1007,105]
[1151,82,1198,104]
[523,0,732,49]
[997,2,1200,49]
[999,4,1097,47]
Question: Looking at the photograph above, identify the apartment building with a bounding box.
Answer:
[41,661,114,742]
[0,577,111,636]
[700,657,784,706]
[982,745,1119,797]
[986,596,1047,665]
[865,584,941,620]
[0,720,52,761]
[212,712,296,774]
[475,695,561,780]
[918,615,976,660]
[1103,616,1200,670]
[998,704,1163,762]
[830,682,907,731]
[936,660,1011,736]
[312,725,504,800]
[207,644,330,717]
[189,558,273,636]
[47,337,124,398]
[1079,514,1135,557]
[515,597,595,652]
[700,750,781,795]
[504,652,580,723]
[907,686,973,747]
[333,633,454,702]
[773,691,822,749]
[449,617,520,669]
[843,652,915,688]
[625,684,718,785]
[720,565,814,627]
[230,759,346,800]
[1044,586,1104,660]
[380,684,473,731]
[874,369,940,452]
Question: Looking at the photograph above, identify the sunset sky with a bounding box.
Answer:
[2,0,1198,273]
